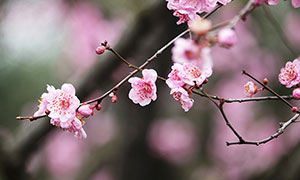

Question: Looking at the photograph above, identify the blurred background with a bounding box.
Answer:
[0,0,300,179]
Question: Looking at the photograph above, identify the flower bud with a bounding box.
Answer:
[95,104,102,111]
[292,106,298,113]
[112,94,118,103]
[293,88,300,99]
[217,28,237,48]
[189,19,212,35]
[95,46,106,55]
[263,78,269,85]
[78,104,94,118]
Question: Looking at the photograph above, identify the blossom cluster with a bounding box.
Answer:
[166,0,232,24]
[278,58,300,99]
[34,84,96,138]
[166,38,213,111]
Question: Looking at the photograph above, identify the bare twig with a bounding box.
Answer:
[227,113,300,146]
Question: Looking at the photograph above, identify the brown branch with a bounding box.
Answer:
[227,113,300,146]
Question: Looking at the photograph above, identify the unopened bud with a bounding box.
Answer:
[96,46,106,55]
[112,94,118,103]
[292,106,298,113]
[45,109,50,115]
[217,28,237,48]
[96,104,102,111]
[263,78,269,85]
[293,88,300,99]
[189,19,212,35]
[78,104,94,118]
[29,116,36,121]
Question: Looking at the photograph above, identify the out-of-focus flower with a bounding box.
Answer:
[128,69,157,106]
[292,0,300,8]
[278,58,300,88]
[45,132,85,179]
[91,168,114,180]
[293,88,300,99]
[171,87,194,112]
[148,119,198,164]
[244,81,258,97]
[264,0,280,5]
[189,19,212,35]
[217,28,238,48]
[171,38,213,70]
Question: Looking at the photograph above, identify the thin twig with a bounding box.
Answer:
[227,113,300,146]
[200,89,245,143]
[242,70,295,109]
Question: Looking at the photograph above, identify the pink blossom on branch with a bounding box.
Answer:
[166,63,186,89]
[166,0,232,24]
[278,58,300,88]
[128,69,158,106]
[244,81,258,97]
[171,87,194,112]
[292,88,300,99]
[34,83,87,138]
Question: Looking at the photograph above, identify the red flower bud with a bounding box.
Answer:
[95,46,106,55]
[96,104,102,111]
[292,107,298,113]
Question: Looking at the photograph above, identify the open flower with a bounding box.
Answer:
[34,83,86,138]
[172,38,213,70]
[278,58,300,88]
[171,87,194,112]
[166,63,186,89]
[182,63,212,87]
[244,81,258,97]
[47,83,80,128]
[128,69,158,106]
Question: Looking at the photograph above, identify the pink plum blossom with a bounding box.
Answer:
[47,83,80,128]
[128,69,158,106]
[34,85,59,117]
[293,88,300,99]
[166,63,186,89]
[78,104,94,118]
[292,0,300,8]
[166,0,202,24]
[182,63,212,87]
[217,28,238,48]
[166,0,232,24]
[45,132,86,179]
[34,83,87,138]
[171,87,194,112]
[278,58,300,88]
[171,38,213,71]
[244,81,258,97]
